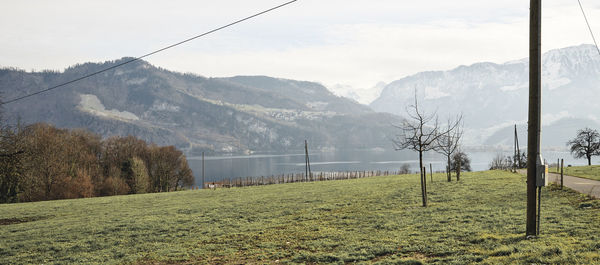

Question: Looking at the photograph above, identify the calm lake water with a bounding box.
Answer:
[187,149,587,185]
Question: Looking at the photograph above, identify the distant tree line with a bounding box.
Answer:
[489,153,527,171]
[0,122,194,203]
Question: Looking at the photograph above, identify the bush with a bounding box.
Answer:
[399,164,411,174]
[451,151,471,172]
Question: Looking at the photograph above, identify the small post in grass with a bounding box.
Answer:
[430,163,433,183]
[457,159,461,181]
[423,166,428,204]
[560,159,564,189]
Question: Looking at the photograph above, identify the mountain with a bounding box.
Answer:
[1,58,401,155]
[329,82,387,105]
[483,118,600,149]
[370,44,600,148]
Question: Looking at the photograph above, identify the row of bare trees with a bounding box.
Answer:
[0,122,194,203]
[392,93,465,207]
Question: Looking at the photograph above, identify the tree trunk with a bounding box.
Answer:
[588,155,592,166]
[419,150,427,207]
[447,155,451,182]
[457,159,461,181]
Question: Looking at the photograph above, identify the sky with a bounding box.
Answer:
[2,0,600,103]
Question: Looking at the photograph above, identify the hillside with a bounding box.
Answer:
[1,171,599,264]
[371,44,600,147]
[0,58,400,155]
[484,118,600,148]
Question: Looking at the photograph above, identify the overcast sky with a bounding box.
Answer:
[2,0,600,90]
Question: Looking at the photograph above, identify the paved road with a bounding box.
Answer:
[517,169,600,198]
[547,172,600,199]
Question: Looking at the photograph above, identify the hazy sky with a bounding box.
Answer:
[2,0,599,90]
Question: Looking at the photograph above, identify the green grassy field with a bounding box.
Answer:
[550,165,600,181]
[1,171,600,264]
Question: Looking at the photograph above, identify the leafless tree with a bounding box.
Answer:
[489,153,511,170]
[435,115,463,182]
[567,127,600,166]
[392,93,460,207]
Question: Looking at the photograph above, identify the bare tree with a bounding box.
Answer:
[489,153,511,170]
[567,127,600,166]
[435,115,463,182]
[392,93,460,207]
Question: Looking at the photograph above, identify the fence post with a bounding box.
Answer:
[430,163,433,183]
[560,158,564,189]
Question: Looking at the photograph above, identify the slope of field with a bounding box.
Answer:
[550,165,600,181]
[1,171,599,264]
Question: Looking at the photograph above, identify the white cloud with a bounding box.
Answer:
[543,111,571,125]
[1,0,599,90]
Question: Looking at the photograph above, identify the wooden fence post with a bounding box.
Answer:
[560,158,564,189]
[430,163,433,183]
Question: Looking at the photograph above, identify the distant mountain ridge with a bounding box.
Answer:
[370,44,600,148]
[1,58,400,155]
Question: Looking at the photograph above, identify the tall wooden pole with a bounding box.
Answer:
[515,125,522,168]
[527,0,542,237]
[514,125,517,171]
[305,140,308,181]
[304,140,311,181]
[202,151,205,189]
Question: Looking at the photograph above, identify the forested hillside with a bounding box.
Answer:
[1,59,402,155]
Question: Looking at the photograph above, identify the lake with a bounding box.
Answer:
[187,149,587,185]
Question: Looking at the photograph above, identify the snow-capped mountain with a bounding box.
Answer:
[329,82,387,105]
[370,44,600,147]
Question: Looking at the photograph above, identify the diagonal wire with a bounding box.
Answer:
[577,0,600,56]
[1,0,298,106]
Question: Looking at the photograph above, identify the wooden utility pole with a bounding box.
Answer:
[515,125,522,169]
[202,152,205,189]
[527,0,542,237]
[305,140,311,181]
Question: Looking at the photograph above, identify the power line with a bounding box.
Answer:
[577,0,600,56]
[1,0,298,106]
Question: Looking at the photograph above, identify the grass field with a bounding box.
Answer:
[1,170,600,264]
[549,165,600,181]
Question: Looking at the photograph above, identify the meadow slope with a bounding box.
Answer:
[550,165,600,181]
[1,171,599,264]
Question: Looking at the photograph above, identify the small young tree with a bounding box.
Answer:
[392,92,460,207]
[436,116,463,182]
[130,156,149,194]
[451,151,471,181]
[567,127,600,166]
[399,164,411,174]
